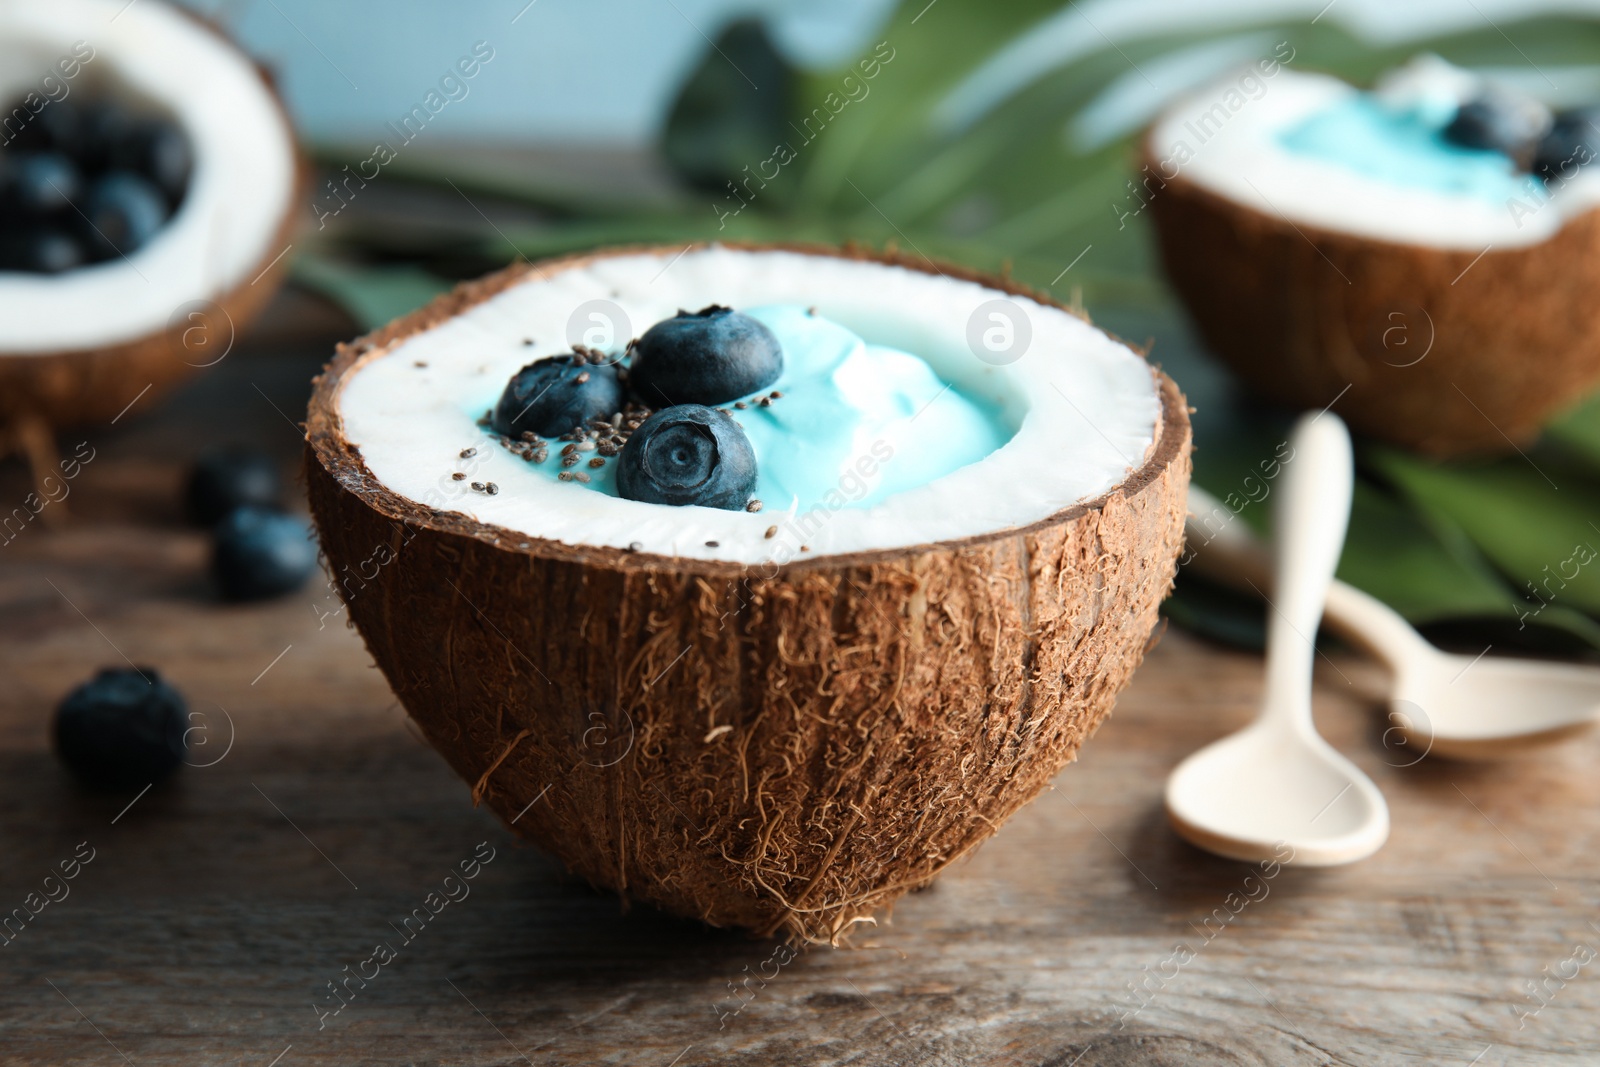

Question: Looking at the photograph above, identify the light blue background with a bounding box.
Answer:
[173,0,1600,147]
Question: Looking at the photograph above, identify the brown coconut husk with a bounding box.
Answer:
[1145,147,1600,457]
[0,11,303,444]
[304,243,1192,942]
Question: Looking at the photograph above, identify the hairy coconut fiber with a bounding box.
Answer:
[1146,154,1600,457]
[305,244,1192,942]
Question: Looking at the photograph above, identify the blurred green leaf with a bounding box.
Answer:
[1369,448,1600,618]
[292,256,452,331]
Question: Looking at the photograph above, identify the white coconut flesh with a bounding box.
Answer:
[1148,58,1600,250]
[0,0,297,354]
[336,247,1161,566]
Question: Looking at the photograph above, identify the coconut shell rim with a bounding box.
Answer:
[1136,131,1589,258]
[305,240,1191,579]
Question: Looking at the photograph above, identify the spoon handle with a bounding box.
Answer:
[1185,485,1431,665]
[1262,413,1353,736]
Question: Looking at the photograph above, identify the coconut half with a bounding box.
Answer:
[1146,59,1600,455]
[0,0,301,437]
[305,243,1191,940]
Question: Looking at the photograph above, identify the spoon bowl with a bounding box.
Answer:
[1167,723,1389,865]
[1389,650,1600,760]
[1165,412,1390,866]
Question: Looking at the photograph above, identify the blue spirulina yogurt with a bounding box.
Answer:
[500,304,1010,513]
[1276,94,1529,203]
[336,246,1161,565]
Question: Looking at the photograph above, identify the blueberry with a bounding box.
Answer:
[186,446,282,525]
[0,227,86,273]
[111,118,191,204]
[5,98,83,154]
[82,172,169,258]
[212,506,318,601]
[74,101,136,172]
[7,152,81,215]
[492,353,624,438]
[1534,108,1600,183]
[1443,91,1549,158]
[54,666,187,790]
[616,404,757,510]
[628,305,782,407]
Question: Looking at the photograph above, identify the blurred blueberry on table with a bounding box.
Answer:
[54,667,188,790]
[186,445,282,525]
[212,506,318,601]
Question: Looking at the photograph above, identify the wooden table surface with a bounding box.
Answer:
[2,294,1597,1067]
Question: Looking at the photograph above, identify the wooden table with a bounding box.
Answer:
[2,293,1596,1067]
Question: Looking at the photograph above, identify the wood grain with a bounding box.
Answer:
[1,300,1597,1067]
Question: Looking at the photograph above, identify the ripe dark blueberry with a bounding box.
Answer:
[0,228,86,274]
[83,172,169,258]
[628,305,782,407]
[186,445,282,525]
[1442,91,1549,159]
[74,101,136,172]
[1534,107,1600,183]
[212,506,318,601]
[8,152,81,214]
[616,404,757,510]
[54,666,188,790]
[111,119,192,205]
[492,354,624,438]
[6,99,84,154]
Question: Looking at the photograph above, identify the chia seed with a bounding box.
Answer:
[451,472,465,481]
[764,525,778,539]
[746,499,763,513]
[588,457,606,469]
